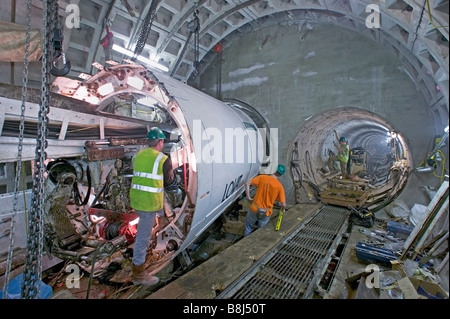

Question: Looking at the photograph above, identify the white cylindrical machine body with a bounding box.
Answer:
[153,71,265,251]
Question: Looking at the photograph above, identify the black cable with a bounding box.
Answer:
[73,165,91,206]
[91,179,108,207]
[86,249,100,299]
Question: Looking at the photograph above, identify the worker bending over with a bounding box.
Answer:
[129,127,177,286]
[328,130,349,178]
[244,165,286,237]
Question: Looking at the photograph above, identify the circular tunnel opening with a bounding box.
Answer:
[288,107,412,211]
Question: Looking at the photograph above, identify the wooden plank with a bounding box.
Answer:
[320,188,368,208]
[414,197,448,254]
[402,181,449,256]
[146,204,320,299]
[435,252,449,273]
[58,117,69,140]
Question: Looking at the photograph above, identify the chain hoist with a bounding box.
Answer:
[1,0,32,299]
[133,0,160,59]
[171,10,200,77]
[50,2,71,77]
[20,0,56,299]
[190,10,200,75]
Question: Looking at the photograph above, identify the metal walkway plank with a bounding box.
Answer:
[217,205,350,299]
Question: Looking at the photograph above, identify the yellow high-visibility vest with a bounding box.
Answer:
[337,144,350,163]
[130,148,168,211]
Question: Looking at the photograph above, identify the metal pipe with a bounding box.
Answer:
[416,166,434,173]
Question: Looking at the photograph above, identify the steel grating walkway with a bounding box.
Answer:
[217,205,350,299]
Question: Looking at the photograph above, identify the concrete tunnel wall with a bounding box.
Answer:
[195,21,445,208]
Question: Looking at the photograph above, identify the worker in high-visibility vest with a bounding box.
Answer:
[328,129,349,177]
[244,164,286,237]
[129,127,176,286]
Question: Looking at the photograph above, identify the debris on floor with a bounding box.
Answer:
[343,182,449,299]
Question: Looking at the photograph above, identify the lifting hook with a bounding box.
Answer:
[51,28,71,77]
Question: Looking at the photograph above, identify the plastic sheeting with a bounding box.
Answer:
[0,273,53,299]
[0,20,42,62]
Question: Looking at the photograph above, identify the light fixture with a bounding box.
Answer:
[388,131,398,138]
[112,44,132,56]
[112,44,169,72]
[97,83,114,96]
[445,125,449,133]
[127,76,144,90]
[136,55,169,73]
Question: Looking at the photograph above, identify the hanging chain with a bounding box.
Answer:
[133,0,160,59]
[192,11,200,77]
[170,10,200,77]
[2,0,32,299]
[20,0,56,299]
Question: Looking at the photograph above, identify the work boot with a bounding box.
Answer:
[132,263,160,286]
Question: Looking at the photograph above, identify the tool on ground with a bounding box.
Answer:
[275,207,285,231]
[349,206,374,228]
[419,231,449,267]
[355,242,397,265]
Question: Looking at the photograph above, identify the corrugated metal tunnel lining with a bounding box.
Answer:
[218,205,350,299]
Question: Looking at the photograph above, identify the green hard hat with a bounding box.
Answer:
[340,137,347,143]
[147,127,166,140]
[276,164,286,176]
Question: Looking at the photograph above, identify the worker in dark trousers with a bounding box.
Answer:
[328,129,349,177]
[129,127,177,285]
[244,165,286,237]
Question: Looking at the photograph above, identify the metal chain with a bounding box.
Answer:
[171,10,200,77]
[2,0,32,299]
[20,0,55,299]
[133,0,160,59]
